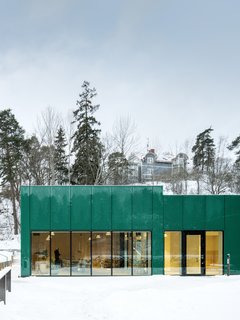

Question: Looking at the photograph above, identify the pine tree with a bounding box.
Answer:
[228,135,240,164]
[228,135,240,193]
[22,135,56,185]
[71,81,103,185]
[108,151,129,185]
[0,109,25,234]
[21,135,43,185]
[192,127,215,194]
[192,127,215,172]
[54,126,68,185]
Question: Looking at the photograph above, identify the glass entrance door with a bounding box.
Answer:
[182,231,205,276]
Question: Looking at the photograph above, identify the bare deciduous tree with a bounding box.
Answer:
[109,116,139,184]
[112,116,139,157]
[35,106,62,185]
[202,137,233,194]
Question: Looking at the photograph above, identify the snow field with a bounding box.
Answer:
[0,255,239,320]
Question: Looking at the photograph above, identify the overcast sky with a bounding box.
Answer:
[1,0,240,156]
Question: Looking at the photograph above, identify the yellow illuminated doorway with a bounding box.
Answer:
[183,231,205,276]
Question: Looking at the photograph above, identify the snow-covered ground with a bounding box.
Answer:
[0,251,12,263]
[1,254,240,320]
[0,236,20,251]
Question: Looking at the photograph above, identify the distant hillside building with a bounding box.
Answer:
[172,152,189,173]
[139,149,188,182]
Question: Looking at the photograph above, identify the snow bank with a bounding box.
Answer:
[0,235,20,250]
[0,251,12,263]
[1,256,240,319]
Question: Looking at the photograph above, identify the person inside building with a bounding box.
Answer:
[54,248,62,267]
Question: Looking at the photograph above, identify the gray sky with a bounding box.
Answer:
[1,0,240,156]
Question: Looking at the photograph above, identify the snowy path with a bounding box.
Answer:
[0,258,239,320]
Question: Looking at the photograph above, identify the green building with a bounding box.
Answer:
[21,185,240,277]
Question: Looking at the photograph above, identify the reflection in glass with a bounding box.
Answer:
[72,232,91,275]
[206,231,223,275]
[186,234,201,275]
[133,232,151,275]
[51,232,70,276]
[112,232,132,275]
[92,232,111,275]
[31,232,50,275]
[164,232,181,275]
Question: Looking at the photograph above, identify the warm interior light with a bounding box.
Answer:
[88,237,91,241]
[51,232,55,236]
[46,235,50,241]
[106,232,111,236]
[96,234,101,239]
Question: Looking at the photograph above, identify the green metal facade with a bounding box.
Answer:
[21,185,240,276]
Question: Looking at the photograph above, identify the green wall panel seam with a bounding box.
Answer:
[69,186,71,230]
[91,186,93,231]
[182,196,184,230]
[131,186,133,230]
[110,187,112,230]
[50,186,52,230]
[204,196,206,230]
[151,187,153,230]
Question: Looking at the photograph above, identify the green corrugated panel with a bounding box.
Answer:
[21,186,30,276]
[30,186,51,230]
[92,186,111,230]
[152,186,164,274]
[225,196,240,274]
[51,186,70,230]
[183,196,205,230]
[205,196,224,230]
[71,186,91,230]
[132,187,153,230]
[112,186,132,230]
[163,196,183,230]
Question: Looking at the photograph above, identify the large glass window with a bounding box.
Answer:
[133,232,151,275]
[31,230,152,276]
[72,232,91,276]
[31,232,50,275]
[164,231,181,275]
[112,232,132,276]
[92,232,111,276]
[206,231,223,275]
[51,232,70,276]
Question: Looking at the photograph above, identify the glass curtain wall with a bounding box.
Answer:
[72,232,91,276]
[51,232,70,276]
[133,232,151,275]
[31,232,50,275]
[164,232,181,275]
[31,231,152,276]
[206,231,223,275]
[92,232,111,275]
[112,232,132,275]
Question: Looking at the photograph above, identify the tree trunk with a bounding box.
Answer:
[10,182,19,235]
[197,178,200,194]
